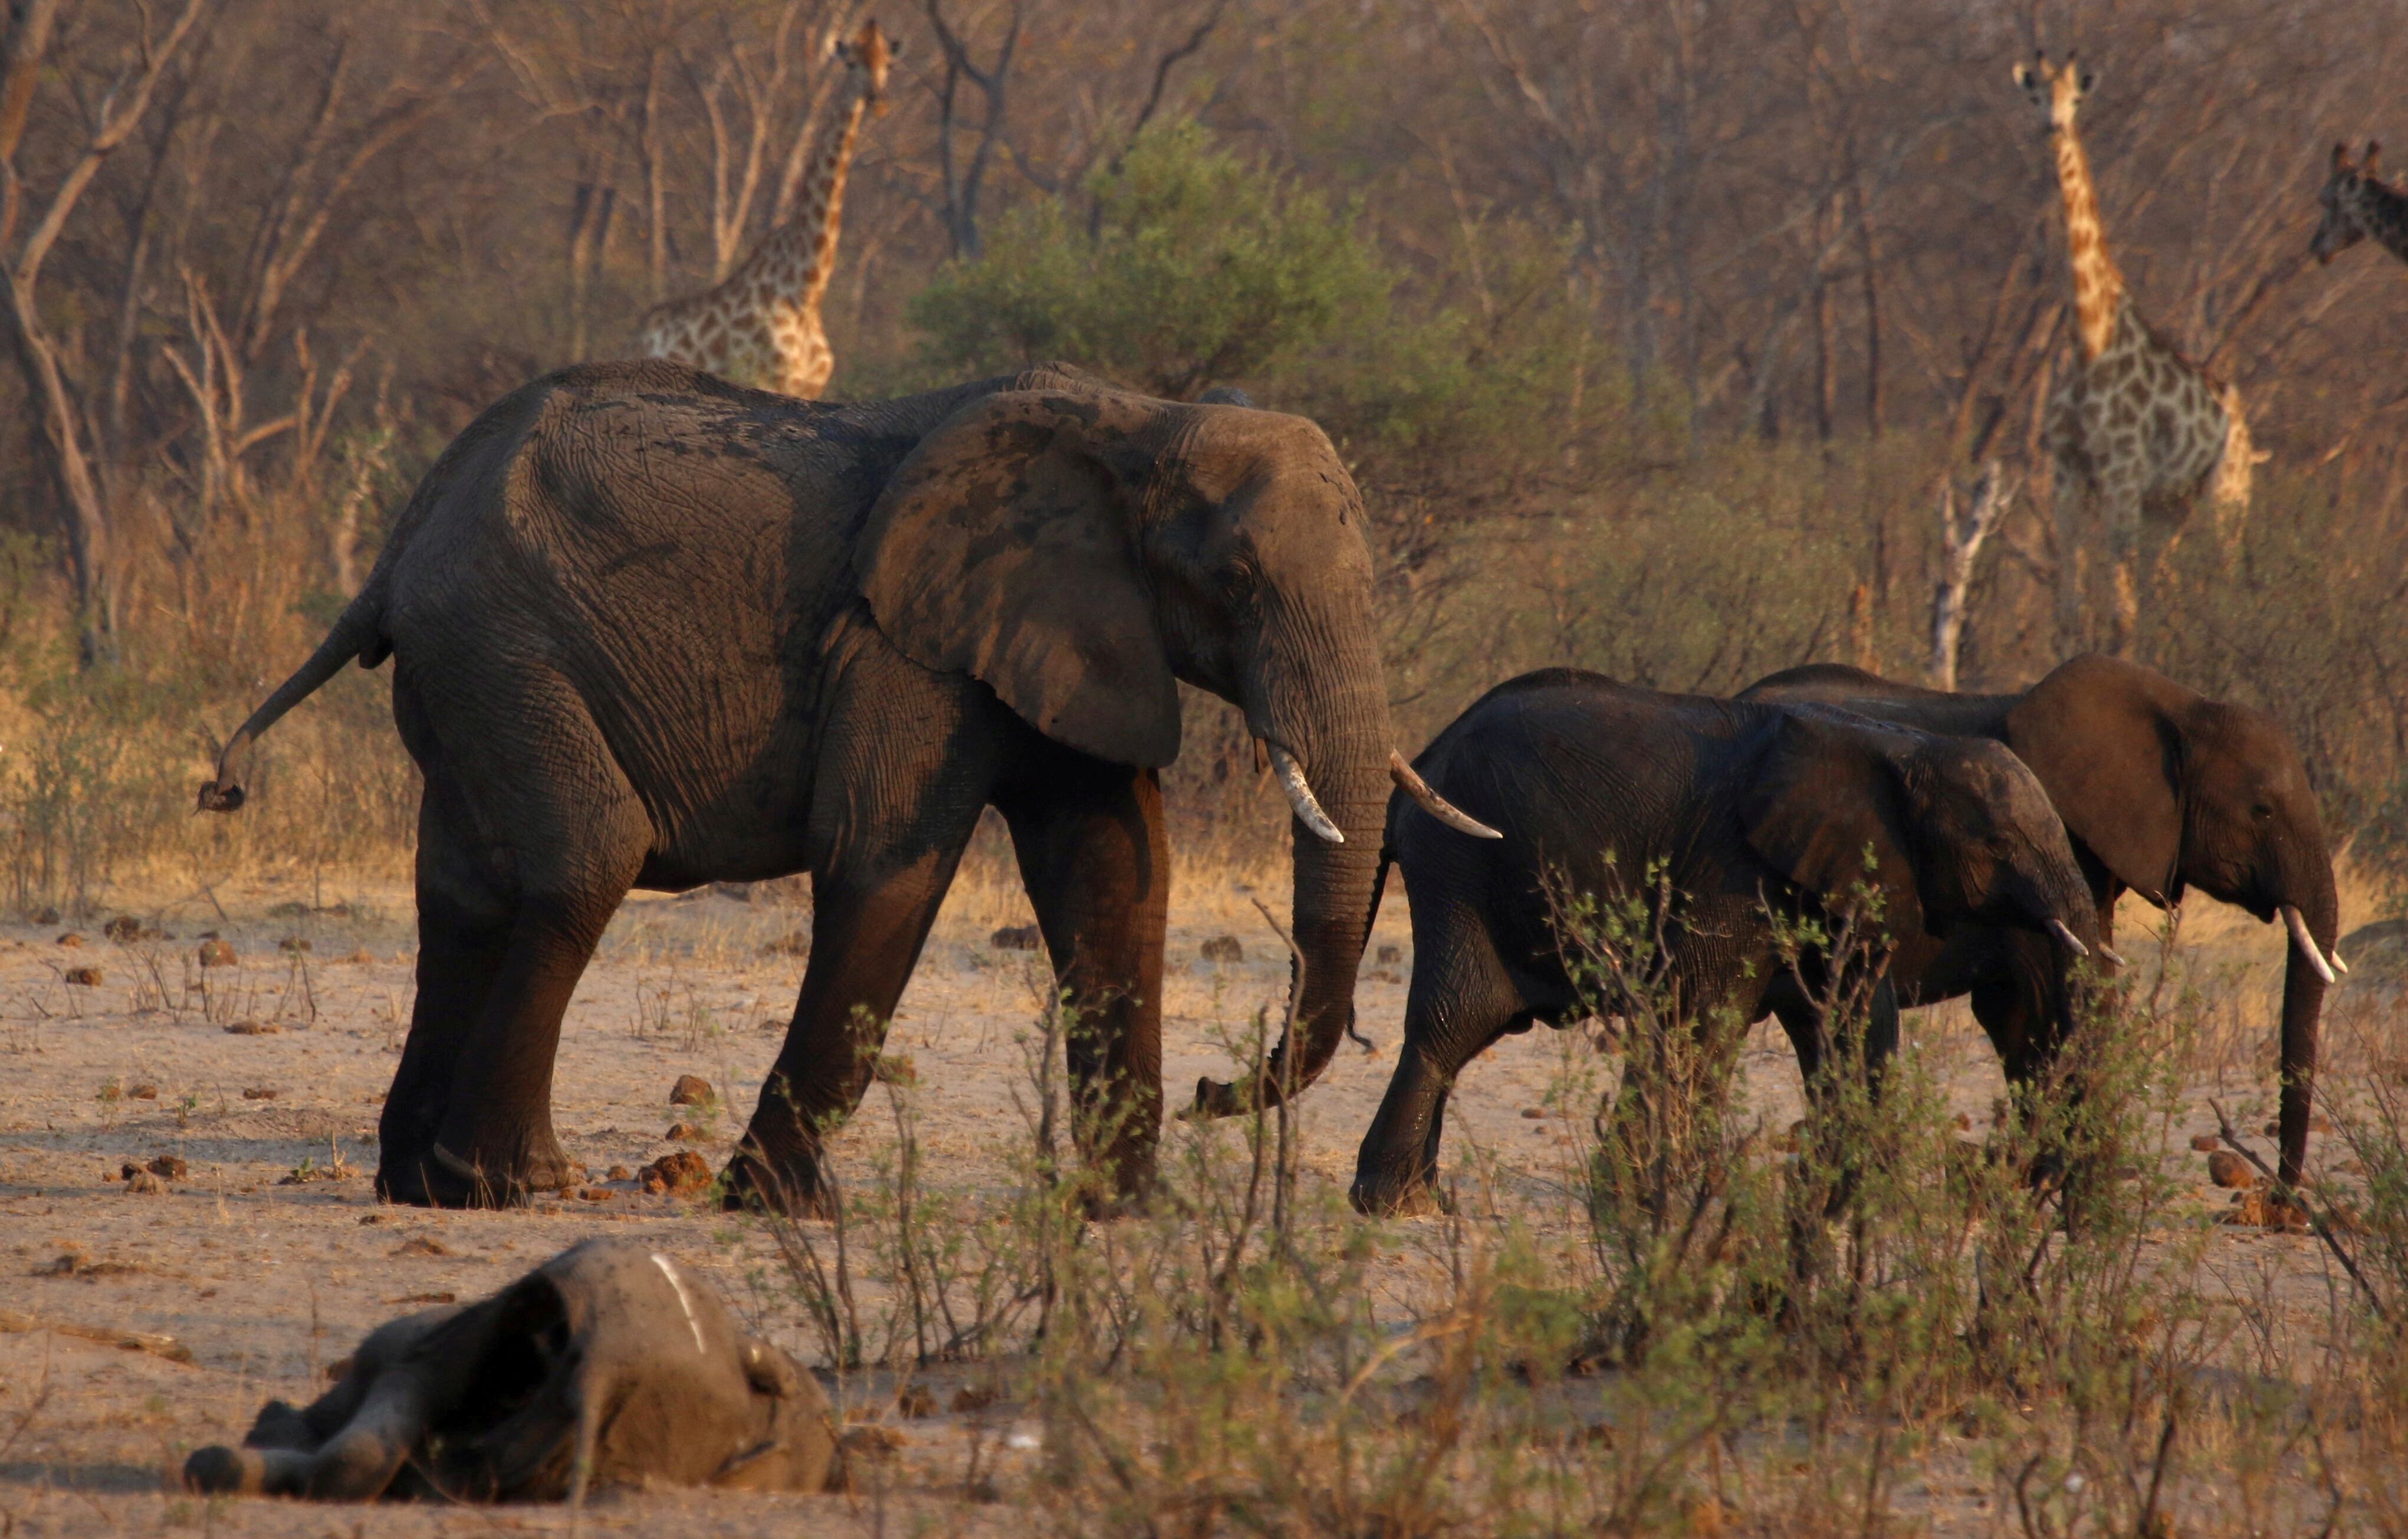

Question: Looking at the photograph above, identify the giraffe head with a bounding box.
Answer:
[835,18,896,117]
[2012,51,2094,137]
[2312,140,2385,264]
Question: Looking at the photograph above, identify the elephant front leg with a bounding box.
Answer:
[1000,754,1171,1215]
[725,848,971,1218]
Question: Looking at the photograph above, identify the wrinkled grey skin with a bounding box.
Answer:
[183,1238,834,1501]
[1351,671,2100,1218]
[1741,654,2338,1188]
[198,361,1401,1216]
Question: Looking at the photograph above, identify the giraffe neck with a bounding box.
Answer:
[771,84,872,315]
[2353,175,2408,263]
[2051,124,2128,360]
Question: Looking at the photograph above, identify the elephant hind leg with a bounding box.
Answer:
[392,668,653,1209]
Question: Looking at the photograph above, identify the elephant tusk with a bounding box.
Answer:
[1269,744,1344,844]
[2332,949,2349,974]
[2282,905,2337,985]
[2045,918,2089,957]
[1388,750,1502,839]
[2097,943,2127,967]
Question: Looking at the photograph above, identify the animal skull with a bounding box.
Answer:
[184,1238,836,1501]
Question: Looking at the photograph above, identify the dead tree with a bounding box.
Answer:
[0,0,212,664]
[1928,460,2015,690]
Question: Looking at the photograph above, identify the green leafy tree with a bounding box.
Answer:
[910,124,1392,399]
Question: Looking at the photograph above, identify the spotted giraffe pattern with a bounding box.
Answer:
[2312,142,2408,268]
[2014,53,2259,653]
[634,20,892,400]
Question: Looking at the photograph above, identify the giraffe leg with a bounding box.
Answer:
[2098,467,2147,658]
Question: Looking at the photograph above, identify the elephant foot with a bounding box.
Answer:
[375,1137,572,1209]
[1349,1175,1451,1218]
[717,1146,837,1220]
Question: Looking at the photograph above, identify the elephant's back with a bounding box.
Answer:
[1405,672,1754,903]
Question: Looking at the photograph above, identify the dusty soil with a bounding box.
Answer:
[0,835,2380,1535]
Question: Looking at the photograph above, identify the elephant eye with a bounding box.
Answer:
[2250,803,2272,821]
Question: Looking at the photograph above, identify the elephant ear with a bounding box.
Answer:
[1740,711,1927,939]
[2003,655,2182,904]
[855,391,1182,767]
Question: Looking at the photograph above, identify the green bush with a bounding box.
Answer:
[911,123,1391,400]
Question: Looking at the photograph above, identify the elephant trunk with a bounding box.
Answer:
[2271,856,2338,1192]
[1191,609,1389,1117]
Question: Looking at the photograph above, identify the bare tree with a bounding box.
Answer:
[0,0,211,662]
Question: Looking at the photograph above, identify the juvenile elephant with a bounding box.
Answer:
[1740,654,2342,1187]
[1349,671,2101,1218]
[184,1239,833,1501]
[199,360,1489,1213]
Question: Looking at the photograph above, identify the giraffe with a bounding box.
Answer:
[2013,52,2262,656]
[633,19,893,399]
[2312,141,2408,268]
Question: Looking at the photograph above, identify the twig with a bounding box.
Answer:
[2208,1099,2387,1324]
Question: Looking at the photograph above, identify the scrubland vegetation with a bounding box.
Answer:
[0,2,2404,1531]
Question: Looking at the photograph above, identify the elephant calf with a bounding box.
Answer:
[183,1238,835,1502]
[1351,671,2102,1217]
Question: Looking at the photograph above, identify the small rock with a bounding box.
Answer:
[57,933,83,947]
[1952,1112,1973,1131]
[1520,1107,1547,1120]
[278,936,312,953]
[1376,943,1402,963]
[665,1121,701,1142]
[124,1170,167,1195]
[97,1082,121,1102]
[357,1213,386,1225]
[31,905,60,924]
[2190,1134,2220,1153]
[896,1384,938,1419]
[196,939,237,968]
[63,966,102,986]
[224,1020,280,1036]
[640,1149,712,1195]
[103,916,142,941]
[198,930,221,940]
[1200,934,1244,963]
[147,1154,189,1179]
[267,902,308,918]
[606,1164,632,1183]
[339,949,372,964]
[129,1084,157,1101]
[391,1236,452,1258]
[991,924,1041,952]
[951,1384,1001,1414]
[2206,1150,2257,1189]
[242,1087,279,1101]
[668,1074,715,1107]
[576,1186,613,1202]
[103,1167,120,1182]
[872,1053,917,1087]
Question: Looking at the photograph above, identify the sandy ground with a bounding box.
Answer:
[0,827,2383,1536]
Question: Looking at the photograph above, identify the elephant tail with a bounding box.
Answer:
[197,574,392,814]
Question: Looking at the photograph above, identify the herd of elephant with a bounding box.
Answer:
[200,358,2341,1222]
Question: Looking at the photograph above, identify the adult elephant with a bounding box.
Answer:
[1740,654,2341,1188]
[1349,671,2103,1216]
[198,360,1489,1213]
